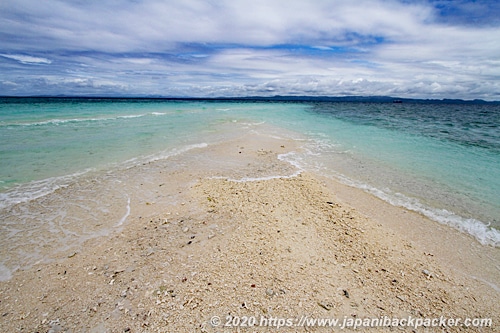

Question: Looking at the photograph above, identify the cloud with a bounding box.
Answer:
[0,54,52,64]
[0,0,499,99]
[0,0,431,51]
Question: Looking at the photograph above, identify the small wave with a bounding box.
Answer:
[2,117,108,127]
[0,143,210,210]
[120,142,209,168]
[278,151,305,170]
[0,169,93,210]
[1,113,149,127]
[240,121,266,126]
[297,134,500,247]
[117,114,146,119]
[335,174,500,247]
[116,196,131,226]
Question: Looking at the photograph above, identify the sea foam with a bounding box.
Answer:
[336,173,500,247]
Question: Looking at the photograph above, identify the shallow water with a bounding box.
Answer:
[1,98,499,280]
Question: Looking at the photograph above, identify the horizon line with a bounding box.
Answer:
[1,95,499,104]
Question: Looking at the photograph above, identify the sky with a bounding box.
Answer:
[1,0,499,100]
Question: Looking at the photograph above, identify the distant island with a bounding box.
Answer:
[206,95,500,104]
[1,95,499,104]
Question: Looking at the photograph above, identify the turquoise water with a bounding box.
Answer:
[294,103,500,245]
[0,99,221,188]
[0,98,499,278]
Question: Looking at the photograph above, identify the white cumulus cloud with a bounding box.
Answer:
[0,0,499,99]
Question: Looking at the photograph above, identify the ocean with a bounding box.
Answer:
[1,97,499,280]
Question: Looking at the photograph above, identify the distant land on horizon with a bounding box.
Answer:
[2,95,499,104]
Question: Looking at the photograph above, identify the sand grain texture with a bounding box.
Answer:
[0,140,498,332]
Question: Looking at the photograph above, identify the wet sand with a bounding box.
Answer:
[0,130,498,332]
